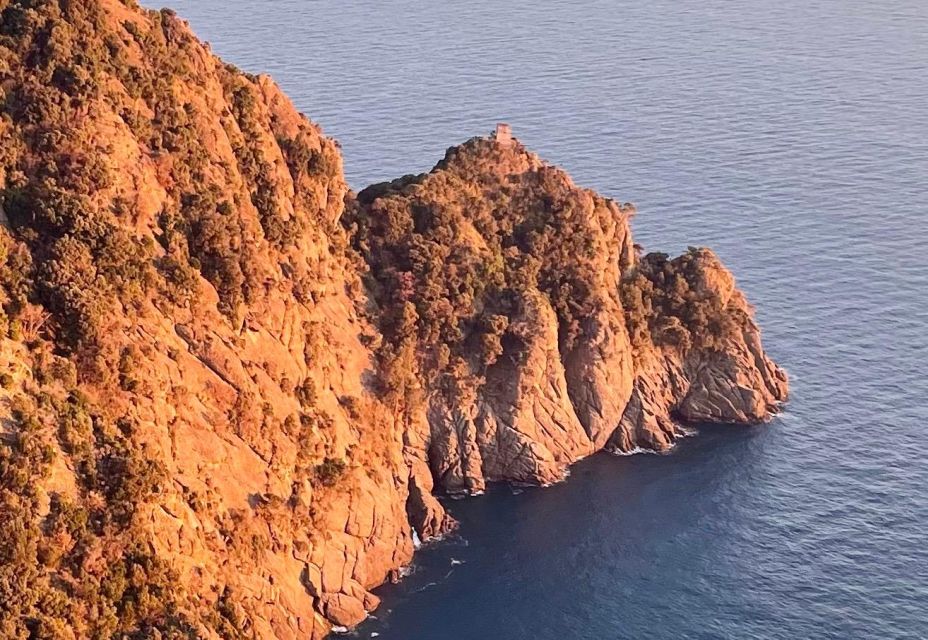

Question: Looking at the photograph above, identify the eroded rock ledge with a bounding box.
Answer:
[0,2,785,638]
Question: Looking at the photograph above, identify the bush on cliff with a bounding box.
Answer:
[621,248,747,352]
[314,457,347,487]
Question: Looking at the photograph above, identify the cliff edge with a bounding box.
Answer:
[0,2,786,638]
[347,137,788,496]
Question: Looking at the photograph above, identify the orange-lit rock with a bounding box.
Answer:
[0,2,785,638]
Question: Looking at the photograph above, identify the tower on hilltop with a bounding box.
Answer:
[494,123,512,146]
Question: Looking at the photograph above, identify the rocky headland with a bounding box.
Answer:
[0,1,787,638]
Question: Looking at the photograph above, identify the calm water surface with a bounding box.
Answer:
[167,1,928,637]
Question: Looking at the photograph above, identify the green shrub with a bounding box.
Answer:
[314,457,346,488]
[339,395,361,420]
[296,377,317,409]
[620,249,745,352]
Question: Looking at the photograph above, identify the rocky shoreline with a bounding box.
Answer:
[0,2,786,638]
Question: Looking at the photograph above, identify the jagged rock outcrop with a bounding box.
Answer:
[0,2,785,639]
[607,249,789,453]
[349,138,788,494]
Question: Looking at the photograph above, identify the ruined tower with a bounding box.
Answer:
[494,122,512,146]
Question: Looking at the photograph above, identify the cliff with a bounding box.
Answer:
[0,2,417,637]
[347,138,788,495]
[0,1,786,638]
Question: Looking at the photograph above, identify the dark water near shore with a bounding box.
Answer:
[169,1,928,637]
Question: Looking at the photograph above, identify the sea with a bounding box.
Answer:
[167,1,928,637]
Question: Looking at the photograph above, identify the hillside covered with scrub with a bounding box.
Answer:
[0,1,787,638]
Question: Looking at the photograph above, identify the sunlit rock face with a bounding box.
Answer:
[348,138,788,496]
[0,2,784,638]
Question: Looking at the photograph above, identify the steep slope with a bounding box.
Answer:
[0,2,786,639]
[347,137,788,494]
[0,2,436,638]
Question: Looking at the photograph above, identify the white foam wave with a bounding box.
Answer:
[608,445,661,457]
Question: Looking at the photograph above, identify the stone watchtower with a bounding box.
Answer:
[493,122,512,146]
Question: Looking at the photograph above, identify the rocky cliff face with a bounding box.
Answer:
[0,2,419,637]
[0,2,785,638]
[347,139,788,495]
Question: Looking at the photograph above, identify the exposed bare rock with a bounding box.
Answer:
[477,291,594,484]
[564,302,636,449]
[403,405,457,537]
[0,2,786,638]
[350,139,787,500]
[609,352,686,452]
[0,2,419,638]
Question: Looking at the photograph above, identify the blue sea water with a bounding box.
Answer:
[167,1,928,637]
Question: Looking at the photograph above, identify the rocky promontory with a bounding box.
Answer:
[347,138,788,495]
[0,2,786,638]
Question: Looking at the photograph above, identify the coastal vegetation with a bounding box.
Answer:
[345,139,628,403]
[621,248,748,353]
[0,1,352,635]
[0,1,787,638]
